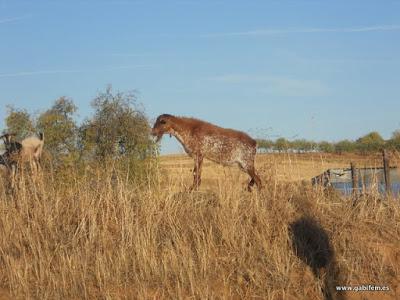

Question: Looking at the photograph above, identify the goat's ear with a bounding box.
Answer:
[159,119,166,125]
[0,134,11,143]
[2,133,16,141]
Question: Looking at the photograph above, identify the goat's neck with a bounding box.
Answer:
[169,121,193,153]
[170,123,187,144]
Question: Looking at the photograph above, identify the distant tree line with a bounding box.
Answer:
[257,131,400,154]
[1,86,158,177]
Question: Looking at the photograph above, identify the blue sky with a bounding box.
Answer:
[0,0,399,154]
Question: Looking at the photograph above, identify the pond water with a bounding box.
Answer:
[330,168,400,197]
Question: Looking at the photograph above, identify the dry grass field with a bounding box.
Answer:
[161,152,399,186]
[0,153,399,299]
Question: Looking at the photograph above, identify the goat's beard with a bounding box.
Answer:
[153,131,172,143]
[155,134,163,143]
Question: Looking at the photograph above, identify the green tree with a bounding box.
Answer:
[356,132,385,154]
[79,86,156,163]
[291,139,316,153]
[256,139,274,153]
[4,106,35,140]
[335,140,356,154]
[392,129,400,140]
[274,137,289,153]
[36,97,78,164]
[387,129,400,150]
[318,141,334,153]
[289,139,301,152]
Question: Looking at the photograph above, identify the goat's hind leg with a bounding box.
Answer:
[31,159,42,181]
[244,165,262,192]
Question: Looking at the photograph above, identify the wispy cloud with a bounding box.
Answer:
[0,65,155,78]
[0,15,31,25]
[0,69,82,78]
[107,53,155,57]
[207,74,329,97]
[205,25,400,37]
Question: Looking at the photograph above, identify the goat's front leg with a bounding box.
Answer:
[31,158,42,176]
[190,155,203,191]
[9,164,17,190]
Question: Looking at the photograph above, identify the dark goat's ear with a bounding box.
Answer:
[159,119,166,125]
[0,133,12,144]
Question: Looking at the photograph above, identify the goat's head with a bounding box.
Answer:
[0,133,15,146]
[152,114,174,142]
[0,133,22,153]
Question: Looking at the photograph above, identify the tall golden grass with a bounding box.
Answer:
[0,153,399,299]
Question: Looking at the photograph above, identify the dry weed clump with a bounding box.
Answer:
[0,160,398,299]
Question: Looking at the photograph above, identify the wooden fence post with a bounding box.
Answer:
[351,162,358,197]
[382,149,391,197]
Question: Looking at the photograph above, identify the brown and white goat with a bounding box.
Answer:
[152,114,262,191]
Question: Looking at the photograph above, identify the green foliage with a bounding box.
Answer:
[4,106,34,140]
[334,140,355,154]
[257,131,395,154]
[257,138,352,153]
[78,86,157,163]
[291,139,317,153]
[387,130,400,150]
[392,129,400,140]
[274,137,289,153]
[36,97,79,165]
[356,131,385,154]
[318,141,334,153]
[256,139,274,152]
[1,87,157,183]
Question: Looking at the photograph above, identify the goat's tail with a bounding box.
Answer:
[38,132,44,141]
